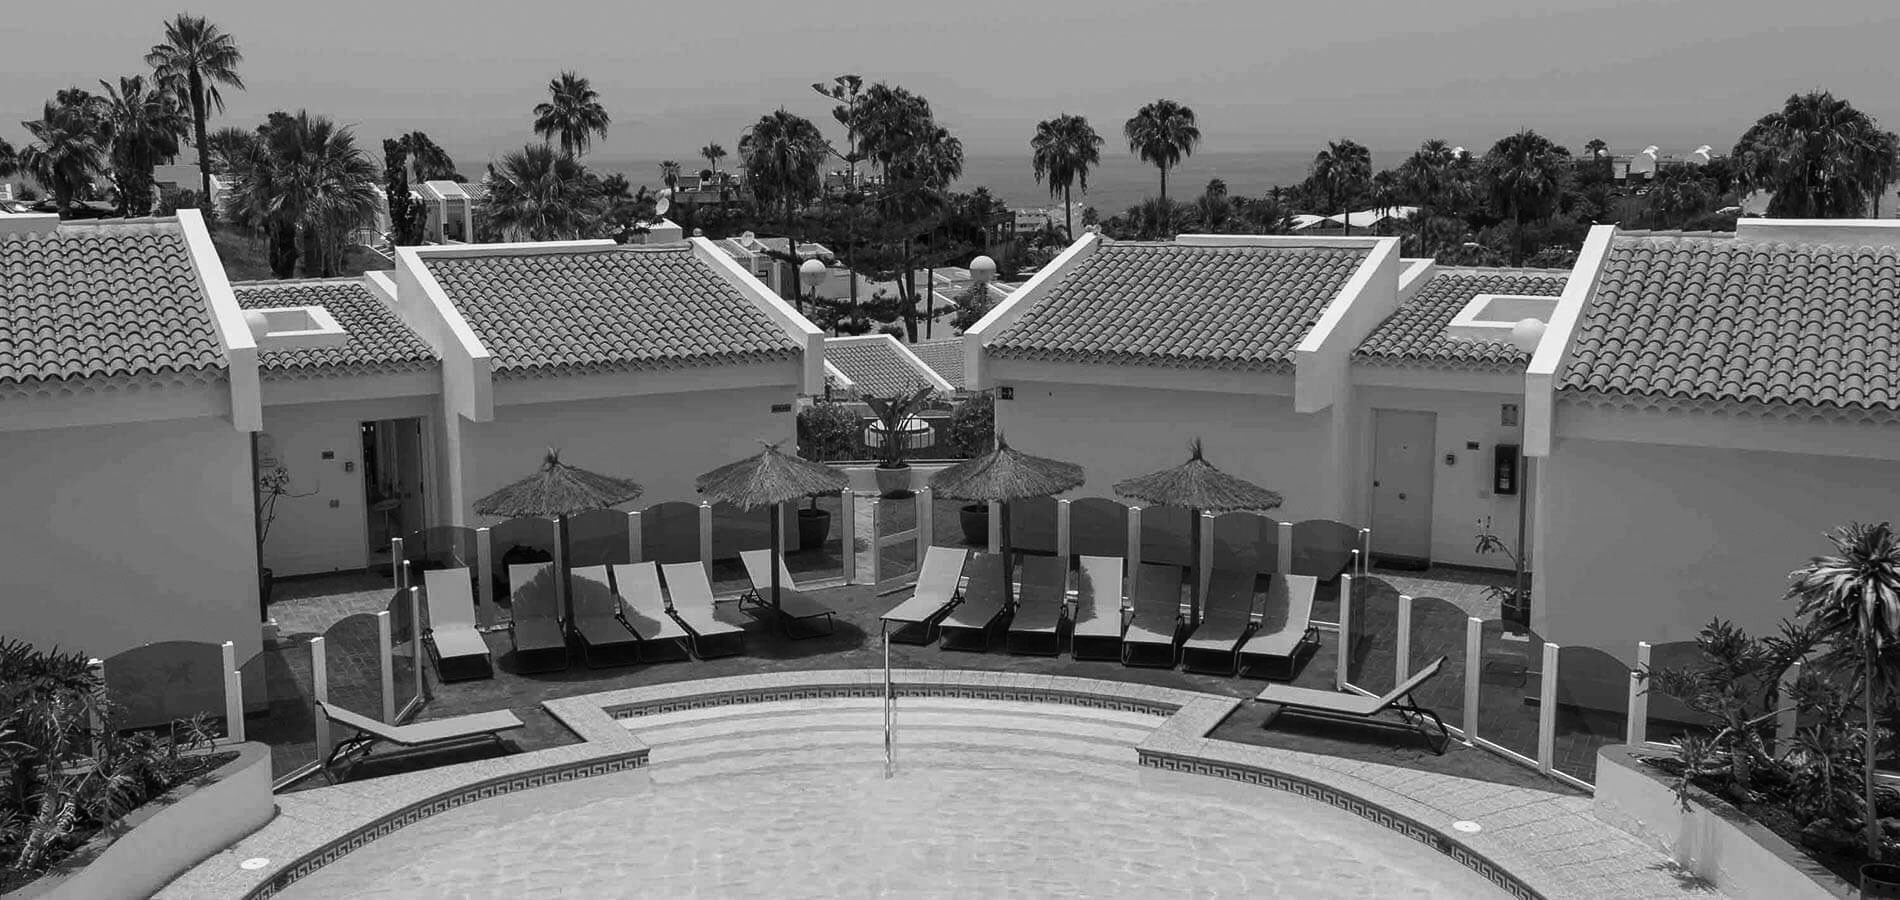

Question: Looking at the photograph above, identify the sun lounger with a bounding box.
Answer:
[1237,573,1321,679]
[738,549,836,638]
[507,562,569,673]
[939,553,1010,651]
[317,701,522,782]
[609,562,691,662]
[1122,563,1184,668]
[567,565,642,668]
[1257,656,1451,754]
[1180,570,1261,676]
[880,546,969,645]
[1070,555,1127,661]
[659,562,748,659]
[420,568,493,682]
[1005,556,1069,656]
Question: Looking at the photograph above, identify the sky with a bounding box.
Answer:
[3,0,1896,169]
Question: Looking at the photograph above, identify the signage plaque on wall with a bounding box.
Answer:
[770,403,793,413]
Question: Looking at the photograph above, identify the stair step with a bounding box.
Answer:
[622,696,1166,732]
[649,744,1139,786]
[648,727,1141,770]
[633,708,1153,750]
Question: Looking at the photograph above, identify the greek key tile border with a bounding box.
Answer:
[609,684,1180,720]
[1139,751,1543,900]
[241,749,647,900]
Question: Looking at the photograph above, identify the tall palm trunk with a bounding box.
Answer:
[1063,184,1073,239]
[190,73,211,214]
[1159,164,1168,206]
[1867,583,1883,860]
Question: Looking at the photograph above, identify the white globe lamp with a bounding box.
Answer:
[969,255,996,285]
[798,258,829,290]
[1509,318,1546,354]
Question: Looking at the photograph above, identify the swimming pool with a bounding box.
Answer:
[281,750,1505,898]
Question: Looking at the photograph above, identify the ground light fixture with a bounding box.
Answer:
[1451,820,1483,834]
[241,858,271,870]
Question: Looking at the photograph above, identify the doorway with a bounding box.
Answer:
[1370,409,1436,568]
[362,417,427,570]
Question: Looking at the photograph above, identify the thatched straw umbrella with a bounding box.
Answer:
[695,442,849,618]
[1114,439,1283,626]
[928,433,1085,603]
[474,449,644,618]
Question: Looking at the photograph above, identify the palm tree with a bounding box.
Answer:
[1584,138,1608,158]
[204,125,255,174]
[483,143,598,241]
[739,109,827,239]
[1030,113,1103,240]
[1733,91,1900,218]
[19,100,107,217]
[0,137,17,180]
[701,143,725,175]
[659,160,681,193]
[1311,139,1372,235]
[96,75,186,216]
[146,14,244,214]
[220,112,381,277]
[531,71,610,158]
[1482,129,1569,265]
[1786,522,1900,860]
[1123,100,1200,204]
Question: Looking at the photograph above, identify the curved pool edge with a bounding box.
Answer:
[160,669,1651,900]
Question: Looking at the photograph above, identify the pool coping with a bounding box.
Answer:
[161,669,1686,900]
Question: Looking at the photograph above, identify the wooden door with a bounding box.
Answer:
[1370,409,1436,566]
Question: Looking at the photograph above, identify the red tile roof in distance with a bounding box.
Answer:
[988,242,1368,373]
[908,338,966,390]
[421,246,800,377]
[1561,234,1900,411]
[824,337,936,396]
[1355,269,1569,371]
[1,220,223,385]
[234,279,434,376]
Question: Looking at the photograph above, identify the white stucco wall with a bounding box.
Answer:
[1354,385,1532,568]
[0,417,258,662]
[1536,436,1900,659]
[259,395,435,577]
[461,385,797,520]
[994,380,1338,519]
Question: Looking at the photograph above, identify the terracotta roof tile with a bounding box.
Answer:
[908,338,966,390]
[0,221,223,384]
[1560,234,1900,411]
[1355,269,1568,371]
[422,246,799,377]
[234,279,434,377]
[988,242,1368,372]
[824,336,940,396]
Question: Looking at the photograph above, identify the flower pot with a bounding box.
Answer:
[797,508,832,551]
[874,464,912,498]
[960,503,989,546]
[1864,863,1900,897]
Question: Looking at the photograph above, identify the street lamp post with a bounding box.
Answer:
[966,255,997,335]
[799,257,830,320]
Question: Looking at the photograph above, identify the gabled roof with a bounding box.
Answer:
[421,245,801,378]
[1356,269,1568,372]
[908,338,966,390]
[234,279,434,378]
[1560,233,1900,412]
[986,241,1368,373]
[1,219,224,385]
[823,335,950,396]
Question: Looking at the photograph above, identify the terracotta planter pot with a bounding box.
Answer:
[874,464,912,498]
[960,504,988,545]
[1864,863,1900,897]
[797,508,832,551]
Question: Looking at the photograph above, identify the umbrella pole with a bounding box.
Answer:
[1000,502,1014,606]
[1189,508,1202,627]
[769,503,783,626]
[558,514,572,628]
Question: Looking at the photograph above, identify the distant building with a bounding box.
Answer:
[715,233,837,301]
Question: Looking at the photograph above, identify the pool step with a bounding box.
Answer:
[651,742,1140,786]
[630,705,1156,752]
[623,696,1165,733]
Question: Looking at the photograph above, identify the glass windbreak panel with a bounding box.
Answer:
[1643,639,1720,746]
[1007,497,1059,557]
[1554,645,1632,784]
[1345,584,1398,696]
[386,590,417,719]
[321,613,384,720]
[1140,506,1194,569]
[1068,498,1128,559]
[790,492,847,584]
[1475,619,1545,762]
[639,501,702,565]
[1408,597,1469,732]
[1290,520,1358,580]
[567,509,631,568]
[490,516,557,608]
[239,643,316,783]
[103,641,229,738]
[933,493,978,548]
[1211,512,1273,578]
[876,495,919,584]
[710,501,778,591]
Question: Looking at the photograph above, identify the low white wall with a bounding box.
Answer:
[19,743,274,900]
[260,395,434,577]
[1592,745,1850,899]
[1355,386,1531,568]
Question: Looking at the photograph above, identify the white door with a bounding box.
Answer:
[1370,410,1436,566]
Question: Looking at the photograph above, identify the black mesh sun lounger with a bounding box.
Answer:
[318,701,522,782]
[508,562,570,673]
[1070,555,1126,661]
[1257,656,1452,754]
[420,567,493,682]
[1237,573,1321,680]
[660,562,748,659]
[609,562,691,662]
[568,565,642,668]
[880,546,969,645]
[1180,570,1261,676]
[1121,563,1184,668]
[939,553,1009,651]
[738,549,836,638]
[1005,556,1069,656]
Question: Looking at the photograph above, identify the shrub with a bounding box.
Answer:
[797,401,860,464]
[947,392,995,458]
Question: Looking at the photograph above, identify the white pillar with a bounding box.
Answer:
[1395,594,1413,685]
[475,526,493,629]
[221,641,244,744]
[310,636,330,762]
[391,536,405,590]
[869,497,884,586]
[1628,641,1652,746]
[1056,499,1072,572]
[1538,641,1560,774]
[1335,573,1353,690]
[987,500,1002,553]
[1463,617,1483,739]
[409,586,425,704]
[377,611,395,723]
[917,487,934,552]
[628,510,644,563]
[841,491,857,584]
[1359,528,1372,577]
[1126,505,1143,577]
[699,502,714,579]
[1276,521,1294,574]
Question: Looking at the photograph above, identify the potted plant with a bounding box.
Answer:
[1475,519,1531,625]
[948,392,997,543]
[255,464,313,616]
[863,387,934,498]
[795,401,858,550]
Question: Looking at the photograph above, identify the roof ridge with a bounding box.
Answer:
[1615,231,1900,255]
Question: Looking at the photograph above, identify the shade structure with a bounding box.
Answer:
[1113,439,1283,625]
[928,433,1085,604]
[695,442,849,621]
[474,449,645,623]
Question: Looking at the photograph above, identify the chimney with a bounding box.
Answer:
[0,212,61,238]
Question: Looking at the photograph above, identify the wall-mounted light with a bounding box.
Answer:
[1445,453,1457,466]
[998,387,1014,401]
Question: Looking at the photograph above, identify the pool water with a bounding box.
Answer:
[282,752,1505,898]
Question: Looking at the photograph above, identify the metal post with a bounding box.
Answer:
[1538,641,1559,774]
[917,487,934,552]
[550,515,568,619]
[410,586,426,703]
[1335,573,1353,690]
[987,500,1002,553]
[1628,641,1652,746]
[475,526,494,628]
[1464,617,1483,740]
[841,491,857,584]
[626,510,642,563]
[391,536,405,590]
[1395,594,1413,685]
[377,611,395,723]
[1277,521,1294,574]
[699,502,714,579]
[221,641,244,743]
[1198,512,1216,611]
[311,636,330,763]
[1056,499,1072,572]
